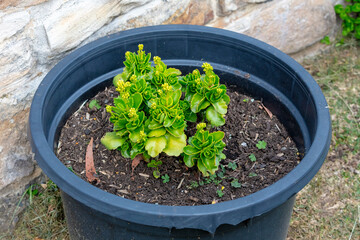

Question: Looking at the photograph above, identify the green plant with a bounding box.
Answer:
[89,99,101,110]
[249,153,256,162]
[179,63,230,127]
[249,172,258,177]
[101,45,229,177]
[231,179,241,188]
[183,123,226,176]
[216,188,224,198]
[189,181,199,189]
[161,174,170,183]
[334,0,360,39]
[147,159,163,178]
[227,161,237,171]
[256,140,267,150]
[320,36,331,45]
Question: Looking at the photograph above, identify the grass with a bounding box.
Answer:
[0,181,68,240]
[288,38,360,239]
[2,39,359,240]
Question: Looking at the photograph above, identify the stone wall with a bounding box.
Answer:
[0,0,341,232]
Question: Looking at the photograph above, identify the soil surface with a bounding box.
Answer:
[57,85,302,206]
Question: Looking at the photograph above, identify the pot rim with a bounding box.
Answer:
[29,24,331,233]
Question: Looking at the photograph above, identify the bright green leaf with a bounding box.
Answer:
[256,140,267,150]
[183,145,200,155]
[212,99,228,115]
[211,131,225,143]
[101,132,126,150]
[249,153,256,162]
[145,136,167,157]
[197,159,209,177]
[153,170,161,179]
[206,106,225,126]
[190,93,206,113]
[148,128,166,137]
[89,100,101,110]
[129,127,144,142]
[184,154,196,168]
[163,133,187,156]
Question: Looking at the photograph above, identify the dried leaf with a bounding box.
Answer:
[85,137,99,183]
[131,154,143,176]
[260,102,273,119]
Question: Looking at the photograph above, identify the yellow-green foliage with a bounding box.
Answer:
[101,45,229,176]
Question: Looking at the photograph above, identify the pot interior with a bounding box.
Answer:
[49,61,308,156]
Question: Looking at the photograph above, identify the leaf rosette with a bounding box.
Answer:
[183,123,226,176]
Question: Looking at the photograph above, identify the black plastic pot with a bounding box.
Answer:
[29,25,331,239]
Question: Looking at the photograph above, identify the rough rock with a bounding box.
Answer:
[0,9,40,124]
[44,0,151,53]
[217,0,268,16]
[84,0,191,44]
[0,107,43,232]
[0,0,47,10]
[165,0,214,25]
[210,0,336,54]
[0,109,35,190]
[243,0,268,3]
[0,168,42,233]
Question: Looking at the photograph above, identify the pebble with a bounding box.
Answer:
[281,147,287,151]
[241,142,247,147]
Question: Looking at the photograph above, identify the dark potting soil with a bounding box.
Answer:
[57,85,302,206]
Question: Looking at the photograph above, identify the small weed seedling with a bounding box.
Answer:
[147,159,163,178]
[161,174,170,183]
[256,140,267,150]
[217,187,225,198]
[189,181,199,189]
[217,165,226,179]
[320,36,331,45]
[89,99,101,110]
[249,172,258,177]
[227,162,237,171]
[249,154,256,162]
[203,174,223,185]
[230,179,241,188]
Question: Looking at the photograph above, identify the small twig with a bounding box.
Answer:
[348,205,359,240]
[177,178,185,189]
[275,123,281,133]
[74,100,88,115]
[249,163,256,171]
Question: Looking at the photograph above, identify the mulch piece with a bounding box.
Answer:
[57,84,301,206]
